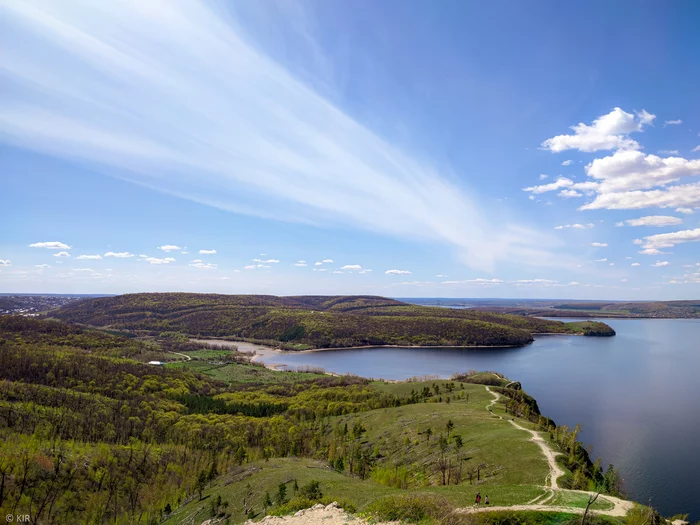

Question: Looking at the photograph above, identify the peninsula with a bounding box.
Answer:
[51,293,615,349]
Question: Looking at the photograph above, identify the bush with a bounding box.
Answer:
[298,480,322,500]
[365,494,454,522]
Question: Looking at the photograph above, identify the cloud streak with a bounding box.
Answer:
[0,0,562,272]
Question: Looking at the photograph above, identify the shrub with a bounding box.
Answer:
[365,493,454,522]
[298,479,322,500]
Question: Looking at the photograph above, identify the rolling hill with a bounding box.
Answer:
[51,293,615,349]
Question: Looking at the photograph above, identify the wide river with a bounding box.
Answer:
[255,318,700,519]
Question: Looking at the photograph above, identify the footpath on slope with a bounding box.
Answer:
[459,386,634,518]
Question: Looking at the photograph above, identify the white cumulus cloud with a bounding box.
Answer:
[385,269,412,275]
[341,264,363,270]
[591,242,608,247]
[141,257,175,264]
[29,241,70,250]
[294,260,307,267]
[0,260,11,266]
[561,160,573,166]
[641,228,700,251]
[541,107,654,153]
[190,261,217,269]
[157,245,182,252]
[619,215,683,227]
[76,254,103,260]
[53,251,70,258]
[558,189,582,198]
[554,223,595,230]
[104,251,135,258]
[652,261,670,267]
[199,249,217,254]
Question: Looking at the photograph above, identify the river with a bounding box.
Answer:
[254,318,700,519]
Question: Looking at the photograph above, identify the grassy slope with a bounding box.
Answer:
[51,293,615,349]
[163,379,619,524]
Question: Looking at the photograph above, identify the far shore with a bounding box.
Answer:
[191,337,525,355]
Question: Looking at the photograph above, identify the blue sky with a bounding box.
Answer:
[1,0,699,299]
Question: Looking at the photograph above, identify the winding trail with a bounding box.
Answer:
[465,386,634,518]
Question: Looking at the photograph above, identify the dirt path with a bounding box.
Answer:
[458,503,631,518]
[169,351,191,361]
[479,386,633,518]
[485,386,565,489]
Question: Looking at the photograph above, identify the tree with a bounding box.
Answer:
[454,435,464,480]
[446,419,454,438]
[234,446,247,466]
[425,428,433,443]
[277,482,287,505]
[581,491,600,525]
[196,470,208,501]
[263,492,272,510]
[208,456,218,484]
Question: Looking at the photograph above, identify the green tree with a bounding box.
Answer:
[277,482,287,505]
[196,470,208,501]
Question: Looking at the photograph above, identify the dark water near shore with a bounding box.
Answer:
[257,319,700,519]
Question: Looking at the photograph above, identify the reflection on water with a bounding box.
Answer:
[258,319,700,519]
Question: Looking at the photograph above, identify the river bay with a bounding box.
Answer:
[256,318,700,519]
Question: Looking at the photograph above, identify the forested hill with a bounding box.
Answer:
[51,293,614,349]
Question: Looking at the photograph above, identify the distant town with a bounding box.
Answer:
[0,294,97,316]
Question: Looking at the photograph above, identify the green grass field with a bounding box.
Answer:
[165,360,326,385]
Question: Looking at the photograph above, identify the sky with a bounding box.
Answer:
[1,0,700,299]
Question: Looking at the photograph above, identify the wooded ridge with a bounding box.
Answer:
[51,293,615,349]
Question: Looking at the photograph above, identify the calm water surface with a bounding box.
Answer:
[257,319,700,519]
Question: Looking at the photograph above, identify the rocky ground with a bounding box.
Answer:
[239,502,396,525]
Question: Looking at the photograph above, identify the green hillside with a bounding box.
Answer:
[0,316,636,525]
[51,293,615,349]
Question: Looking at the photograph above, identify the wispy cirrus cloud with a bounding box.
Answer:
[0,0,565,272]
